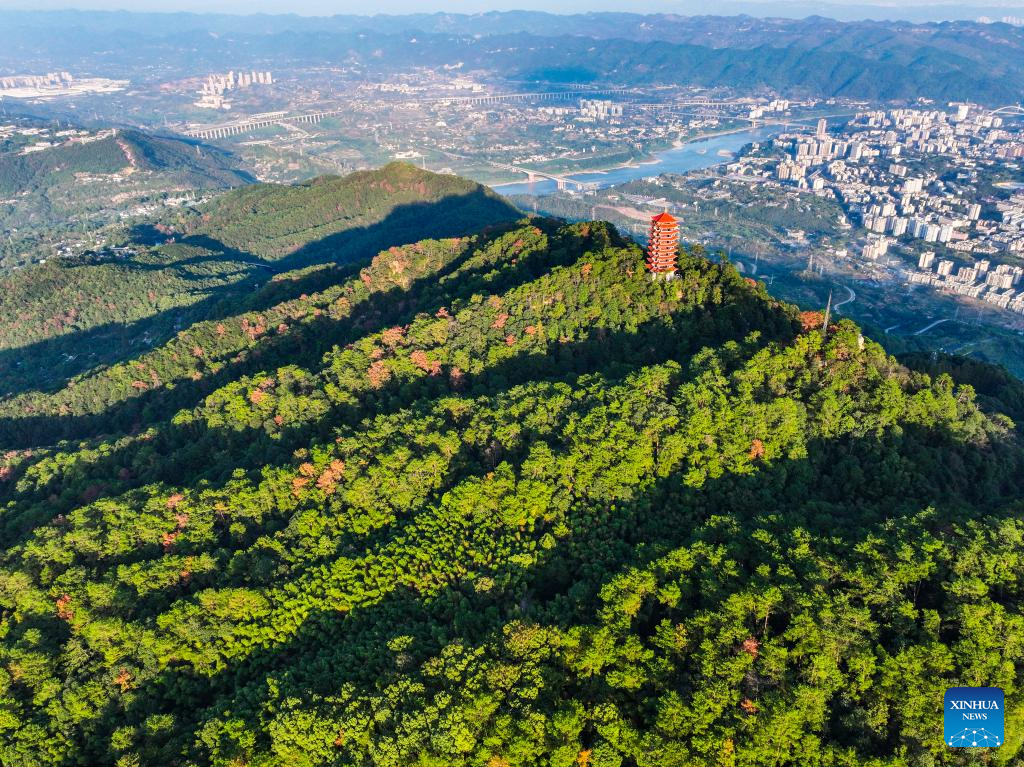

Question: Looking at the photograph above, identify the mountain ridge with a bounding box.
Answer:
[1,190,1023,764]
[3,11,1024,103]
[0,163,521,402]
[0,128,251,199]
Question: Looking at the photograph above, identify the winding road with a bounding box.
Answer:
[833,285,856,314]
[913,318,952,335]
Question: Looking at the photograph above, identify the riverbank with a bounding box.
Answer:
[513,113,855,183]
[492,125,782,197]
[485,122,756,187]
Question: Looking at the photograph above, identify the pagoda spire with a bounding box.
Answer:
[646,210,679,279]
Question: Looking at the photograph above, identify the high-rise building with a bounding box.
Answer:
[918,251,935,270]
[957,266,979,283]
[968,203,982,220]
[987,272,1015,289]
[816,118,827,138]
[647,212,680,277]
[938,259,955,276]
[903,178,924,195]
[862,237,890,261]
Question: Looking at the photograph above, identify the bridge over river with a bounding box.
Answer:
[489,162,599,191]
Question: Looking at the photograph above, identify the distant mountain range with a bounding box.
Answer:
[3,10,1024,104]
[5,7,1024,33]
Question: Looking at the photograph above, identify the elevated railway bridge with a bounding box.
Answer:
[183,109,343,140]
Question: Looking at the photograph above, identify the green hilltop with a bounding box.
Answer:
[0,128,251,199]
[182,161,518,263]
[0,128,254,274]
[0,163,520,399]
[0,173,1023,766]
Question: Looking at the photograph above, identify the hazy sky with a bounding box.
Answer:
[0,0,1018,12]
[1,0,1023,15]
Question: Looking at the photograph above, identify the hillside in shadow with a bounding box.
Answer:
[0,182,522,400]
[1,215,1023,766]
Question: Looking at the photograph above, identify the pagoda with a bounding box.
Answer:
[646,211,679,278]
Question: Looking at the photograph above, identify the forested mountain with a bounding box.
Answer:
[0,128,254,273]
[0,164,519,398]
[179,164,516,264]
[1,185,1023,765]
[0,129,249,200]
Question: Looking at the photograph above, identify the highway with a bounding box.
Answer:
[833,284,856,314]
[914,318,952,335]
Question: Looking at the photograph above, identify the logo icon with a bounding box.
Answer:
[945,687,1004,748]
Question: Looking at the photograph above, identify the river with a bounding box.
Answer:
[493,126,781,197]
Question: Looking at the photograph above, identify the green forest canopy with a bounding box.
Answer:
[0,163,520,398]
[0,209,1023,766]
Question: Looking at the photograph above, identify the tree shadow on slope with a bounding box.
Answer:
[0,216,578,452]
[0,280,794,572]
[0,188,522,398]
[899,351,1024,427]
[69,418,1024,766]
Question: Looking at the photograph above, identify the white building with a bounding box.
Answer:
[903,178,924,194]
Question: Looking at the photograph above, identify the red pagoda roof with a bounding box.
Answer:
[651,211,677,224]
